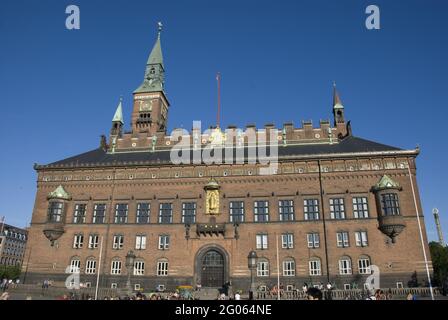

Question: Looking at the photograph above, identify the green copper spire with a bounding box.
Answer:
[112,97,124,124]
[333,81,344,109]
[134,22,165,93]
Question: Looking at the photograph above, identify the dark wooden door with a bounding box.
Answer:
[201,250,224,287]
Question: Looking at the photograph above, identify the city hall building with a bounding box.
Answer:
[24,26,432,292]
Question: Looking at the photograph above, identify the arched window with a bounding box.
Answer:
[282,258,295,276]
[85,258,97,274]
[257,258,269,277]
[156,259,168,276]
[134,259,145,276]
[338,256,352,275]
[111,258,122,275]
[309,257,322,276]
[69,257,80,273]
[358,255,371,274]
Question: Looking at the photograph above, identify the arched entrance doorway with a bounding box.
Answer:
[200,250,224,288]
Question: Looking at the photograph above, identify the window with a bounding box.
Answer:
[134,284,141,291]
[73,234,84,249]
[336,232,350,248]
[355,231,368,247]
[85,259,97,274]
[135,235,147,250]
[157,260,168,276]
[134,261,145,276]
[344,284,351,290]
[48,201,63,223]
[358,256,371,274]
[281,233,294,249]
[93,204,106,224]
[329,198,345,219]
[229,201,244,223]
[339,257,352,275]
[88,234,99,249]
[158,235,170,250]
[279,200,295,221]
[304,199,319,220]
[257,259,269,277]
[136,203,150,224]
[111,283,118,289]
[113,235,124,250]
[69,258,80,273]
[396,282,404,289]
[254,201,269,222]
[353,197,369,218]
[111,260,122,275]
[309,259,321,276]
[159,203,173,224]
[381,193,400,216]
[307,233,320,248]
[114,204,128,224]
[256,234,268,249]
[182,202,196,224]
[73,204,87,224]
[282,259,295,276]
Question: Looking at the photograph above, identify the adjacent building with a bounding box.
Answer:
[23,26,432,292]
[0,222,28,267]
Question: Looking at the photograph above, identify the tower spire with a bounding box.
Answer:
[216,72,221,128]
[332,81,346,126]
[134,22,165,93]
[112,96,124,124]
[433,208,446,247]
[333,81,344,109]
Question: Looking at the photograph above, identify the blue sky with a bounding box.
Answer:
[0,0,447,242]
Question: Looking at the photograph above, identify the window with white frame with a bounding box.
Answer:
[113,235,124,250]
[257,259,269,277]
[281,233,294,249]
[309,259,321,276]
[355,231,368,247]
[135,235,147,250]
[229,201,244,223]
[134,260,145,276]
[256,234,268,250]
[111,283,118,289]
[157,260,168,276]
[73,234,84,249]
[330,198,345,219]
[48,201,64,223]
[136,203,150,224]
[339,257,352,275]
[254,201,269,222]
[282,259,295,276]
[279,200,295,221]
[358,256,371,274]
[93,204,106,224]
[344,284,351,290]
[85,259,97,274]
[159,203,173,224]
[69,258,80,273]
[352,197,369,218]
[158,235,170,250]
[111,260,122,275]
[304,199,319,220]
[336,232,349,248]
[73,204,87,224]
[182,202,196,224]
[307,233,320,248]
[396,282,404,289]
[114,203,128,224]
[88,234,99,249]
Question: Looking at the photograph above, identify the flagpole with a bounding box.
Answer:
[95,236,104,300]
[407,161,434,300]
[216,72,221,128]
[276,234,280,300]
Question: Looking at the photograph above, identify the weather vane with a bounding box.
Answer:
[157,21,163,34]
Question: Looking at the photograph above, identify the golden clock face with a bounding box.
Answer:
[139,99,153,112]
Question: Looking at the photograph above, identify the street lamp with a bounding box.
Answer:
[247,250,258,300]
[125,250,136,296]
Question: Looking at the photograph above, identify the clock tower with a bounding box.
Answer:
[132,22,170,136]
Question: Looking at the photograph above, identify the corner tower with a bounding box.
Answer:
[132,22,170,136]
